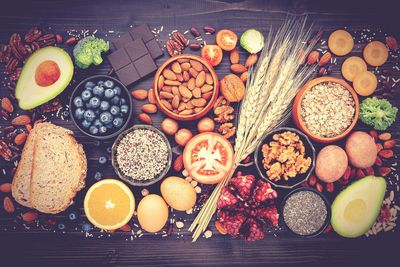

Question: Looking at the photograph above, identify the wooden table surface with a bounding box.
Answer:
[0,0,399,266]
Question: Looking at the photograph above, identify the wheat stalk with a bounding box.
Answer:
[189,17,318,242]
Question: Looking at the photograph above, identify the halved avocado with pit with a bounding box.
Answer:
[15,46,74,110]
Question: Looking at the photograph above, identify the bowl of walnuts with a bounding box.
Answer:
[254,127,316,189]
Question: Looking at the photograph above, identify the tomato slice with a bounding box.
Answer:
[183,133,234,184]
[216,29,238,51]
[201,45,223,67]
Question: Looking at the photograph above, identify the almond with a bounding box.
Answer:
[176,73,184,82]
[164,80,181,86]
[3,196,15,213]
[245,54,258,68]
[179,109,194,115]
[194,107,203,113]
[14,132,28,146]
[230,48,240,64]
[307,51,319,65]
[386,36,398,52]
[375,156,383,166]
[191,98,206,107]
[384,140,396,149]
[138,113,152,124]
[203,92,213,101]
[22,211,38,223]
[230,64,247,74]
[196,71,206,87]
[205,73,213,85]
[171,62,182,73]
[141,104,157,114]
[215,220,227,235]
[201,84,214,93]
[173,155,183,172]
[181,62,191,71]
[148,89,156,104]
[376,143,383,152]
[162,86,172,93]
[318,52,331,66]
[378,132,391,141]
[379,167,392,177]
[189,68,199,78]
[131,89,148,100]
[158,75,165,89]
[161,99,173,110]
[11,115,31,126]
[187,78,196,90]
[379,149,394,158]
[1,97,13,113]
[178,102,186,111]
[172,86,180,97]
[163,69,177,80]
[240,71,248,82]
[172,96,180,109]
[119,224,132,232]
[190,60,203,72]
[193,88,202,98]
[182,71,190,81]
[299,49,306,65]
[0,183,12,193]
[160,91,174,99]
[179,85,192,98]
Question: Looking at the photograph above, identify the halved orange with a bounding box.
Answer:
[84,179,135,230]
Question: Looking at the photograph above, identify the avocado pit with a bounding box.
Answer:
[35,60,61,87]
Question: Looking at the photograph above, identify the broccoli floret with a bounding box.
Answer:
[73,36,109,69]
[359,97,398,131]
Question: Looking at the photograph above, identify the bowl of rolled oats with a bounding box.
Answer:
[111,125,172,186]
[292,77,359,143]
[254,127,316,189]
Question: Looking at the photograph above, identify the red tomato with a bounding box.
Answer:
[216,29,238,51]
[183,133,234,184]
[201,45,223,67]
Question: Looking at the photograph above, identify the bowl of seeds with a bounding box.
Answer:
[111,125,172,186]
[281,187,331,238]
[292,77,359,143]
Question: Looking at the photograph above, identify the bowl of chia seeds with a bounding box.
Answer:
[111,125,172,186]
[281,187,331,238]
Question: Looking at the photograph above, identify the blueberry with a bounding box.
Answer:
[68,212,78,221]
[92,85,105,97]
[98,156,107,165]
[107,147,112,153]
[63,110,70,118]
[93,119,102,128]
[99,101,110,111]
[120,98,127,105]
[97,80,104,87]
[73,96,84,108]
[82,222,93,232]
[113,117,124,128]
[113,86,121,95]
[94,171,102,180]
[74,108,85,120]
[120,105,129,114]
[85,81,95,89]
[110,96,120,105]
[81,89,92,102]
[89,97,101,109]
[84,109,96,122]
[104,88,115,99]
[57,223,66,230]
[99,126,107,134]
[93,140,101,146]
[89,126,99,135]
[100,111,113,124]
[81,119,91,128]
[110,105,120,116]
[104,80,114,88]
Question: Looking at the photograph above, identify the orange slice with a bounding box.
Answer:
[341,56,367,82]
[328,30,354,56]
[84,179,135,230]
[363,41,388,67]
[353,71,378,96]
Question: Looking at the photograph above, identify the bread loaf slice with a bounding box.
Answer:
[30,123,87,214]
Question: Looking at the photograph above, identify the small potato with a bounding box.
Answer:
[315,145,348,183]
[345,131,377,168]
[161,176,196,211]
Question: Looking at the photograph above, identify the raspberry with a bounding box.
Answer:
[256,206,279,227]
[253,180,278,203]
[218,210,246,238]
[217,187,239,209]
[230,175,256,200]
[241,218,265,241]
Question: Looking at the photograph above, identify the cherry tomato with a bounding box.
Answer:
[216,29,238,51]
[201,45,223,67]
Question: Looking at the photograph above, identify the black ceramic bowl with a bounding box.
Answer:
[280,187,331,238]
[254,127,316,189]
[69,75,132,139]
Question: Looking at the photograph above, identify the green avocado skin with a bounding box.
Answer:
[331,176,386,238]
[15,47,74,110]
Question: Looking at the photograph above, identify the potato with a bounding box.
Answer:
[161,176,196,211]
[345,131,377,168]
[315,145,348,183]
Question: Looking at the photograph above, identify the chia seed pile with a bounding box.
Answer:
[116,129,168,181]
[283,190,328,236]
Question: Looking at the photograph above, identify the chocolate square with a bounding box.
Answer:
[107,49,131,70]
[134,54,157,77]
[115,63,140,86]
[129,24,154,43]
[145,39,163,59]
[112,33,133,50]
[125,39,148,61]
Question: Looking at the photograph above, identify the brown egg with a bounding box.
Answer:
[161,176,196,211]
[137,194,168,233]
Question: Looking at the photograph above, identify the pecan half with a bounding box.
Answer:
[25,27,42,43]
[5,58,18,75]
[0,139,13,161]
[173,31,189,47]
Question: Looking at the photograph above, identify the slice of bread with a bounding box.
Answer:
[30,123,87,214]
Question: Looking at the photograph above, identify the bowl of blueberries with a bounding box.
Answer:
[70,75,132,139]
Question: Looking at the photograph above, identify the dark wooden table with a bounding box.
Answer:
[0,0,399,266]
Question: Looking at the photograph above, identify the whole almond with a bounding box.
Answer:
[141,104,157,114]
[205,73,213,85]
[158,75,165,89]
[172,86,180,97]
[193,87,202,98]
[190,60,203,72]
[164,80,181,86]
[196,71,206,87]
[307,51,319,65]
[230,64,247,74]
[11,115,31,126]
[176,73,184,82]
[386,36,398,52]
[384,140,396,149]
[131,89,148,100]
[379,149,394,158]
[163,69,177,80]
[0,183,12,193]
[187,78,196,90]
[189,68,199,78]
[230,48,240,64]
[22,211,38,223]
[1,97,13,113]
[179,85,192,98]
[186,101,194,109]
[202,91,213,101]
[245,54,258,68]
[378,133,391,141]
[161,99,173,110]
[3,196,15,213]
[173,155,184,172]
[171,62,182,73]
[192,98,207,107]
[178,102,186,111]
[179,109,194,115]
[172,95,180,109]
[318,52,332,66]
[160,91,174,99]
[240,71,248,82]
[182,71,190,81]
[181,62,191,71]
[194,107,203,113]
[138,113,152,124]
[15,132,28,145]
[162,86,172,93]
[177,58,189,63]
[201,84,214,93]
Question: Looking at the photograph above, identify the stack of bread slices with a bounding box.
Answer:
[12,122,87,214]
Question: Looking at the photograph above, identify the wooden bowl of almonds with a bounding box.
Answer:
[292,77,359,143]
[153,54,219,121]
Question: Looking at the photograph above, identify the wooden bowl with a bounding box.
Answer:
[153,54,219,121]
[292,77,359,143]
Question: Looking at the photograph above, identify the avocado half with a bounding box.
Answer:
[331,176,386,238]
[15,46,74,110]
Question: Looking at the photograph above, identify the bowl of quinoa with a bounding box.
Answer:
[292,77,359,143]
[112,125,172,186]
